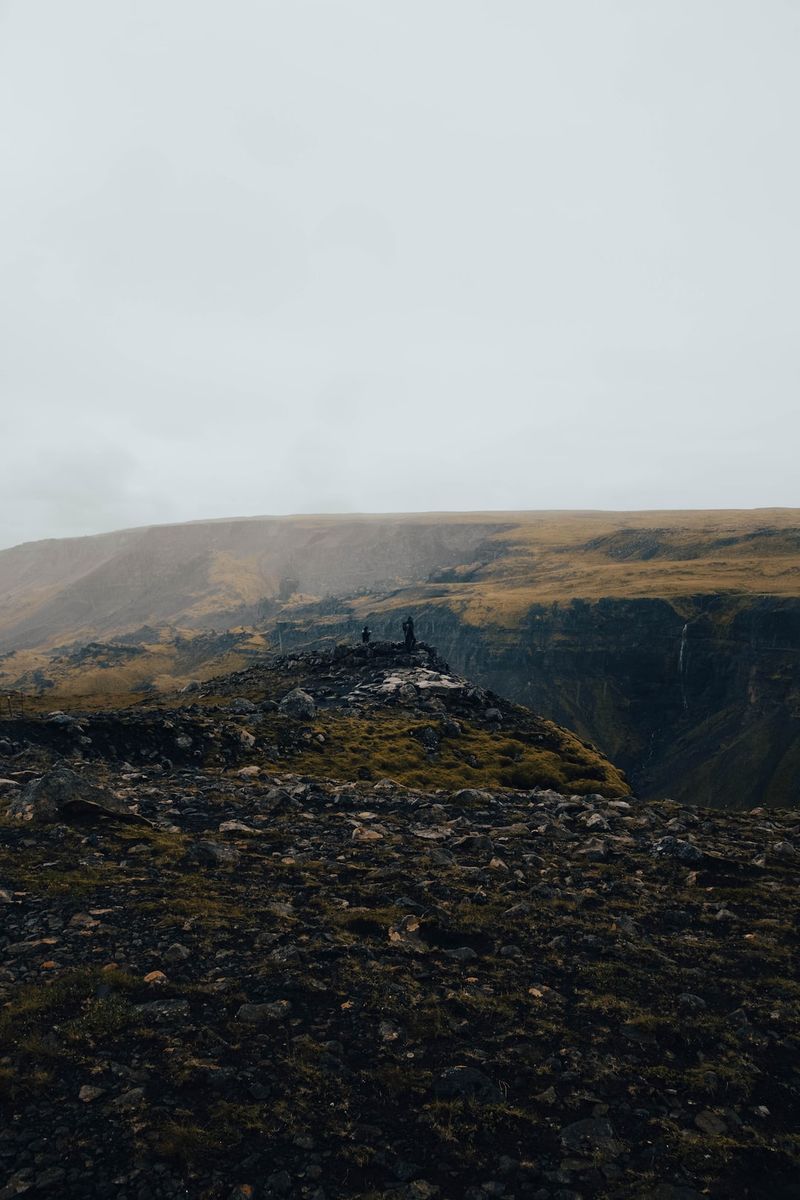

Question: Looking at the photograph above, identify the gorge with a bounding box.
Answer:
[1,509,799,809]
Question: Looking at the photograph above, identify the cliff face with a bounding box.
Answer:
[3,511,800,809]
[280,597,800,809]
[424,599,800,809]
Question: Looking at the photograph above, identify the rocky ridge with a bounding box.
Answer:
[4,509,800,811]
[0,646,798,1199]
[0,643,629,799]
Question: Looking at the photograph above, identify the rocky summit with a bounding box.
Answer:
[0,645,798,1200]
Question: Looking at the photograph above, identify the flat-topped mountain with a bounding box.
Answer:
[2,510,800,651]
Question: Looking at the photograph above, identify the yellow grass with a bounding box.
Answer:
[346,509,800,626]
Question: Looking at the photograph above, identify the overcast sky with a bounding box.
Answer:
[1,1,798,549]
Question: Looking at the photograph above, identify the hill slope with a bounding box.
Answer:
[2,509,800,650]
[2,509,800,809]
[0,645,797,1200]
[0,515,513,650]
[0,642,629,800]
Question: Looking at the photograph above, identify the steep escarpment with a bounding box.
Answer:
[456,596,800,811]
[272,597,800,810]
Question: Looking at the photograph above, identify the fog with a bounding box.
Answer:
[1,0,798,549]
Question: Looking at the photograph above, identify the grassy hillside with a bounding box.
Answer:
[0,643,630,799]
[2,511,799,810]
[349,509,800,628]
[2,510,799,652]
[0,629,270,701]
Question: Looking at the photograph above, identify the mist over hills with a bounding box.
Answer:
[0,514,512,650]
[2,509,799,809]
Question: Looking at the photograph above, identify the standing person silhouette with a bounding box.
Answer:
[361,625,371,644]
[402,615,416,651]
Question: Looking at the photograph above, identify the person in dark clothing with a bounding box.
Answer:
[402,615,416,651]
[361,626,371,644]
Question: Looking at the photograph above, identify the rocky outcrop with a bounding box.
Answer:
[8,766,150,825]
[278,687,316,720]
[0,644,630,799]
[0,642,798,1198]
[274,597,800,809]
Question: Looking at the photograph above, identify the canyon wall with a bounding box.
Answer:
[279,596,800,809]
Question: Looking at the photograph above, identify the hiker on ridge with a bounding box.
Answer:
[402,615,416,652]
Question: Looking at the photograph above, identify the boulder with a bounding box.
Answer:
[453,833,494,855]
[771,841,796,861]
[236,1000,291,1023]
[651,836,704,864]
[279,688,316,720]
[187,840,241,867]
[8,767,151,826]
[452,789,494,806]
[560,1116,623,1158]
[164,943,191,964]
[433,1066,500,1102]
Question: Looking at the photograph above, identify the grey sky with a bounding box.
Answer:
[1,0,798,549]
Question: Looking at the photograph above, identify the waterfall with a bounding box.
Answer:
[679,622,689,712]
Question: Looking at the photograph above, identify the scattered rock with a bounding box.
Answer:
[652,836,704,863]
[433,1066,501,1102]
[187,840,241,866]
[678,993,707,1013]
[236,1000,292,1023]
[771,840,796,861]
[443,946,479,961]
[694,1109,728,1136]
[164,942,191,963]
[559,1117,623,1159]
[0,641,796,1200]
[219,819,256,834]
[279,688,316,720]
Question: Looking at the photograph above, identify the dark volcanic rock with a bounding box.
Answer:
[0,644,797,1200]
[433,1065,501,1102]
[186,839,241,866]
[652,835,704,863]
[8,765,150,825]
[279,687,316,719]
